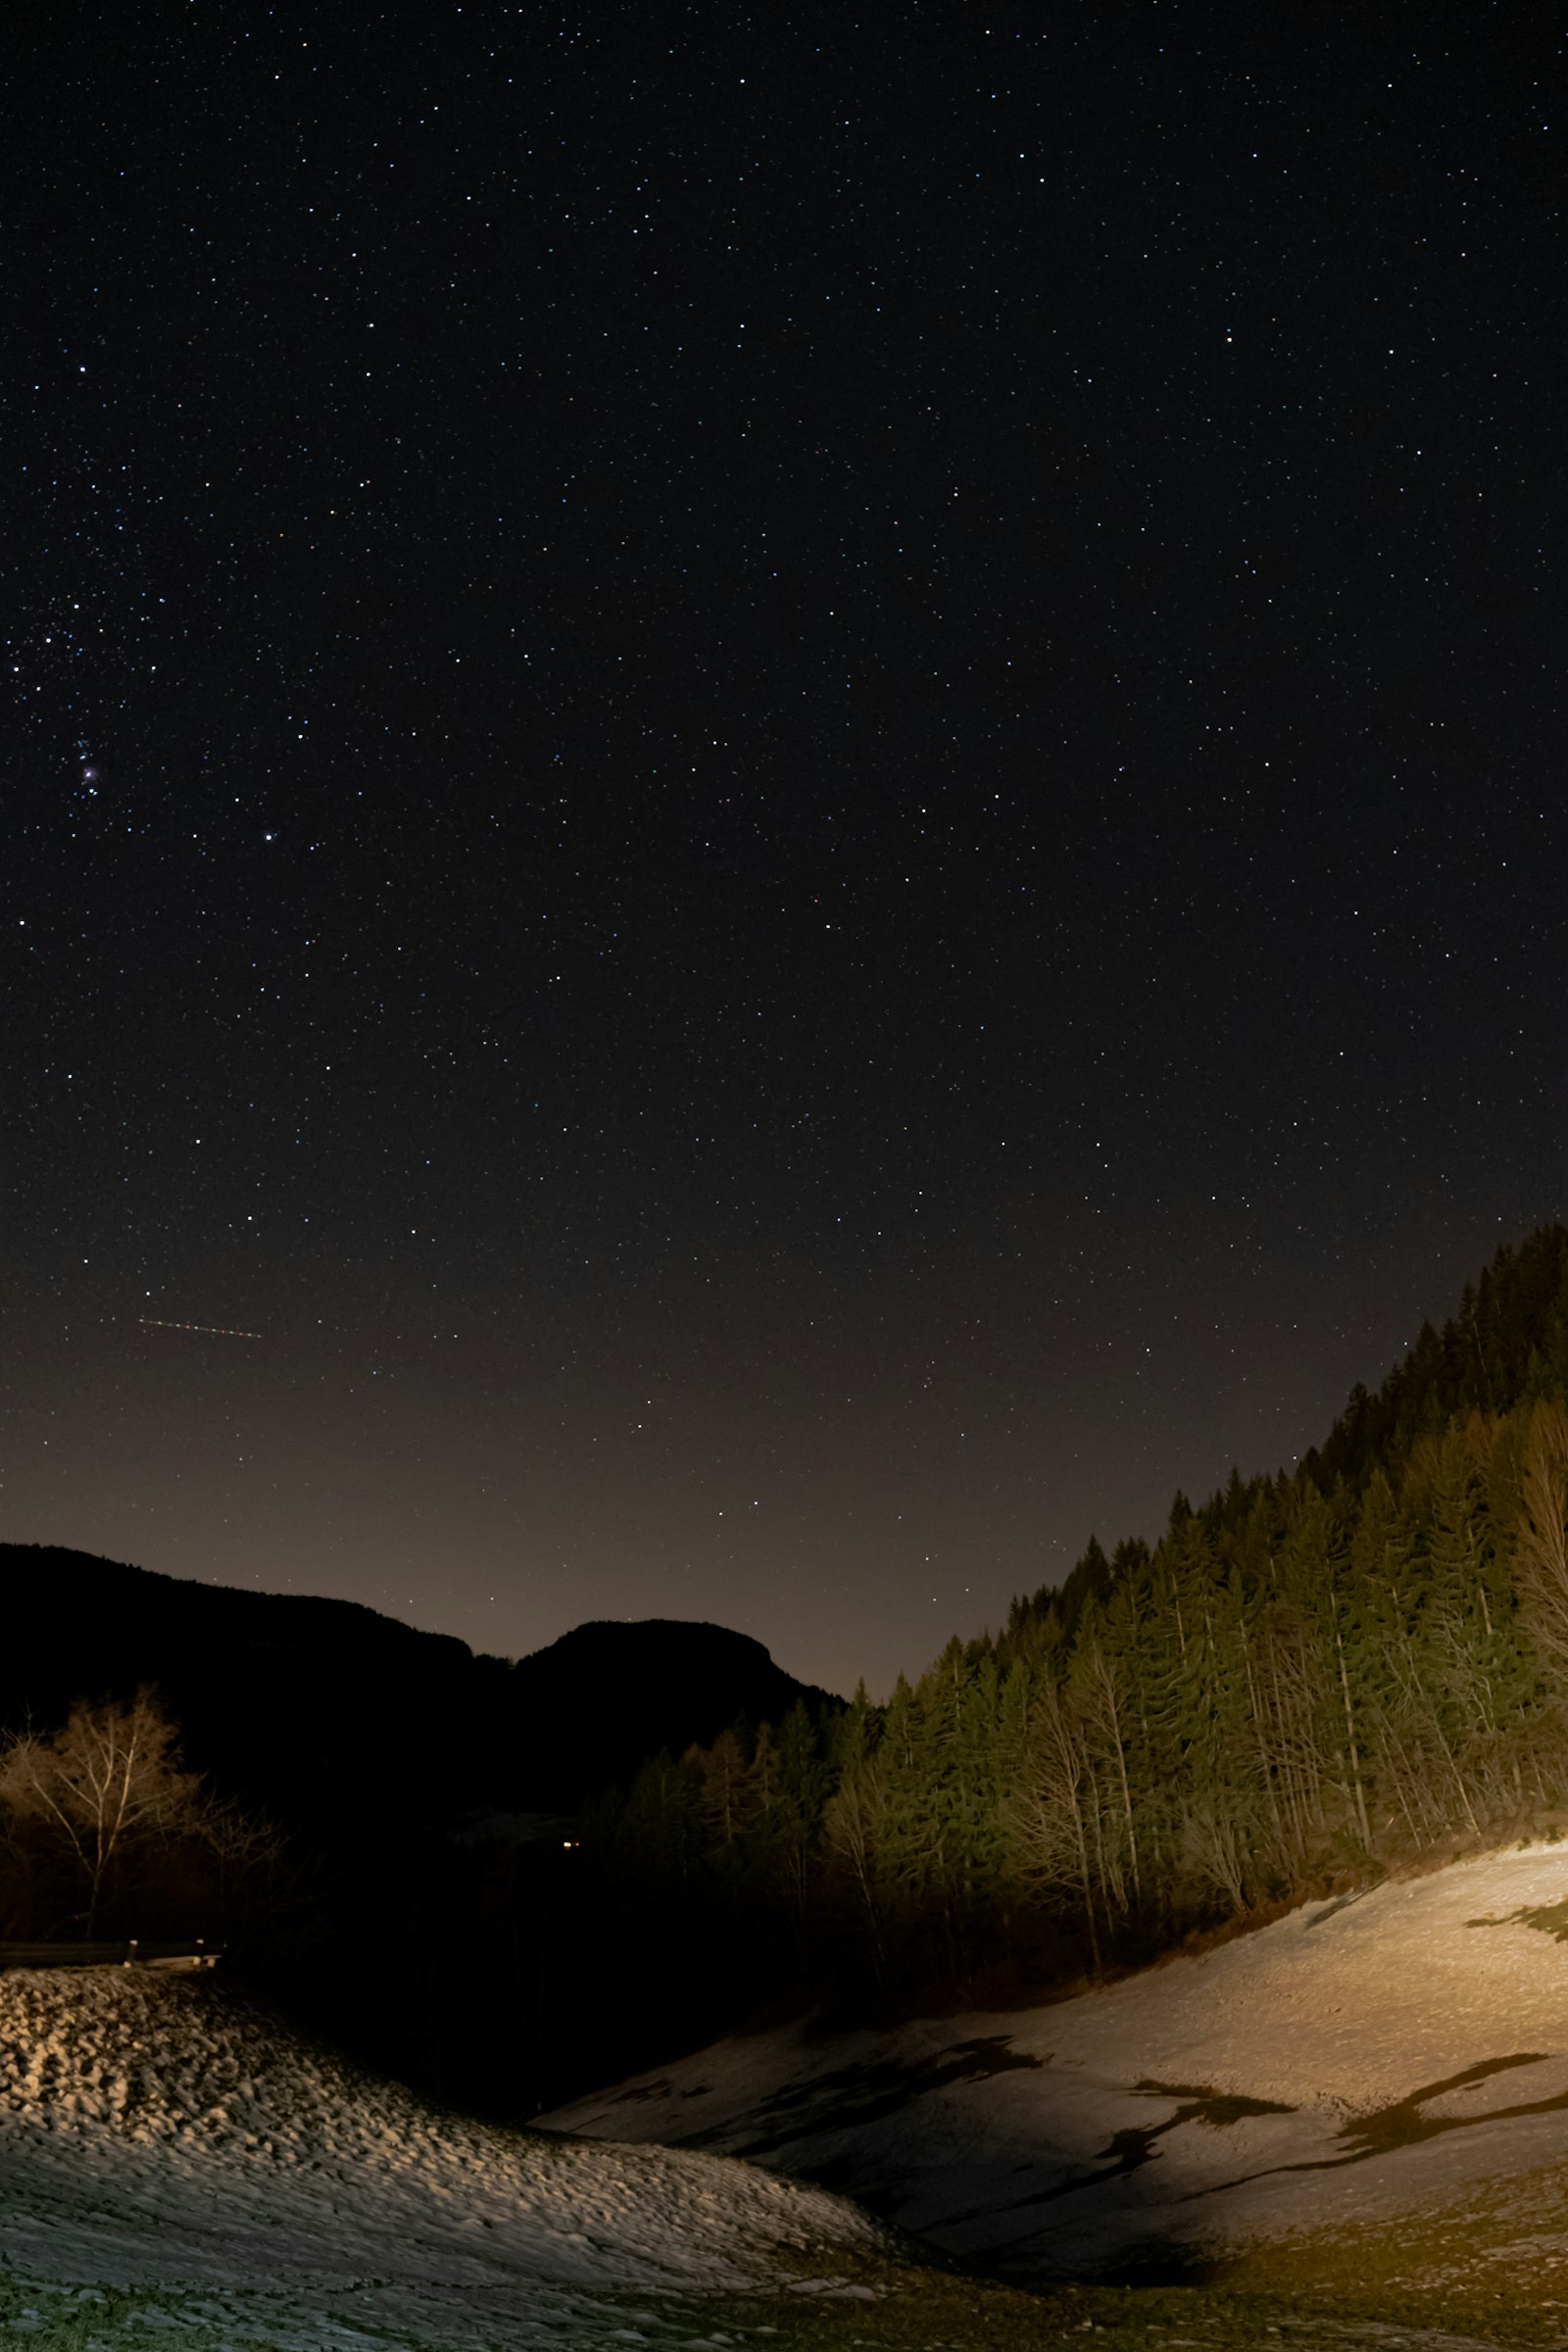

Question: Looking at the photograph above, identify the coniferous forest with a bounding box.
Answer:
[564,1227,1568,2069]
[9,1231,1568,2120]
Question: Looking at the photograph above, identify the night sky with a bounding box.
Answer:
[4,3,1562,1698]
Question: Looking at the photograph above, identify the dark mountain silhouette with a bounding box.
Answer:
[506,1617,841,1807]
[0,1546,840,1827]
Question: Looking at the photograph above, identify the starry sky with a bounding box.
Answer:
[3,3,1562,1698]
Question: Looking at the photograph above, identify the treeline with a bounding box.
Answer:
[581,1231,1568,2017]
[10,1232,1568,2122]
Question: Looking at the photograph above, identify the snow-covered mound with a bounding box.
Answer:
[543,1847,1568,2280]
[0,1966,889,2348]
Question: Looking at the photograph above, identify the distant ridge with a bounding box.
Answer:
[507,1616,840,1799]
[0,1545,840,1825]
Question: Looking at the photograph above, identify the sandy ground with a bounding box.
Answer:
[542,1847,1568,2278]
[0,1966,889,2349]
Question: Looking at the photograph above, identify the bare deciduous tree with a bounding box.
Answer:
[1007,1682,1102,1972]
[1512,1402,1568,1667]
[823,1758,888,1980]
[1179,1793,1252,1913]
[1,1691,207,1934]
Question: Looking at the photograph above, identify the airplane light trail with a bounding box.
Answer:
[138,1318,263,1340]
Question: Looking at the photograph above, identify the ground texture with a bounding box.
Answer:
[0,1965,889,2348]
[545,1849,1568,2290]
[9,1851,1568,2348]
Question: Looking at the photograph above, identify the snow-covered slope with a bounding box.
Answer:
[0,1966,890,2349]
[543,1847,1568,2280]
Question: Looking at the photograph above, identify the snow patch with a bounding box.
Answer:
[543,1848,1568,2278]
[0,1967,889,2347]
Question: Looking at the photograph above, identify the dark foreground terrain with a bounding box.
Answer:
[0,2259,1562,2352]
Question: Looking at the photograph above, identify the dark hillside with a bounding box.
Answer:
[508,1619,841,1807]
[0,1548,837,1828]
[0,1548,486,1830]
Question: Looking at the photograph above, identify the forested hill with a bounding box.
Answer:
[1303,1224,1568,1492]
[0,1552,839,1826]
[1032,1224,1568,1654]
[582,1227,1568,2036]
[9,1232,1568,2122]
